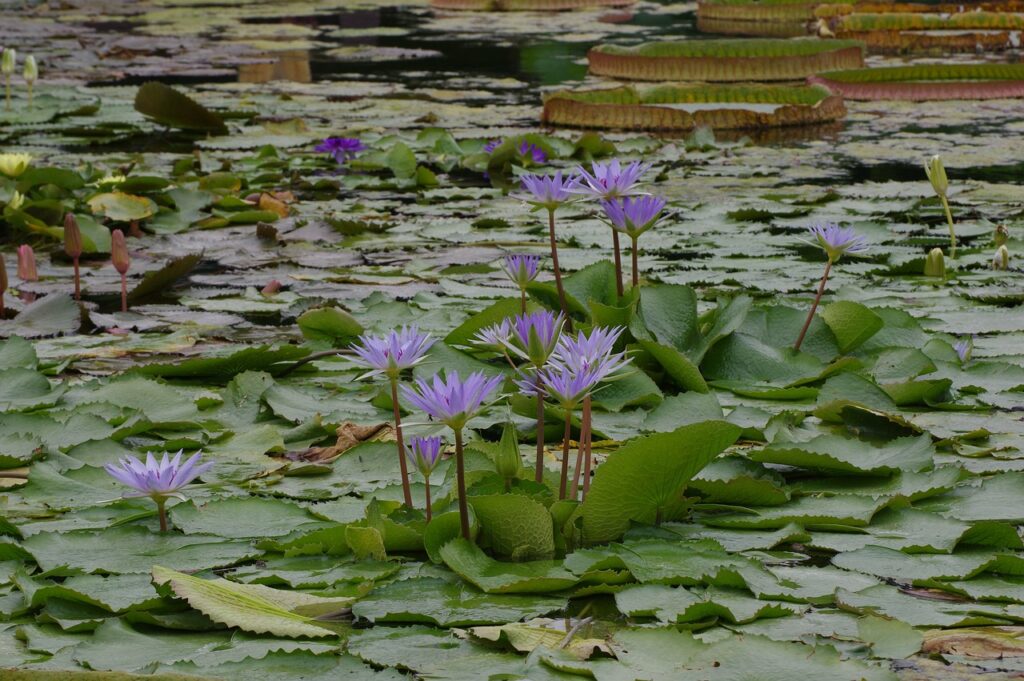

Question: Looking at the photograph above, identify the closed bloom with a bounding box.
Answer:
[1,48,14,75]
[517,140,547,166]
[601,195,666,239]
[808,223,868,262]
[6,190,24,210]
[351,326,434,379]
[23,55,37,84]
[502,254,541,289]
[504,310,565,367]
[406,435,444,478]
[992,245,1009,271]
[954,337,972,363]
[517,172,574,212]
[111,229,130,275]
[923,247,945,278]
[105,450,213,500]
[401,370,504,430]
[17,245,37,281]
[569,159,650,200]
[924,155,948,197]
[994,224,1009,248]
[63,213,83,259]
[315,137,366,163]
[0,152,32,177]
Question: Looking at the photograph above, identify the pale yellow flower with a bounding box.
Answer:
[0,152,32,177]
[6,190,24,210]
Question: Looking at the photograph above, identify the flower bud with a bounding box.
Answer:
[494,421,522,482]
[17,245,37,281]
[23,55,37,84]
[111,229,130,275]
[261,279,282,296]
[63,212,83,259]
[924,155,948,198]
[994,224,1009,248]
[6,190,24,210]
[1,48,15,76]
[0,152,31,177]
[992,245,1009,271]
[923,247,945,278]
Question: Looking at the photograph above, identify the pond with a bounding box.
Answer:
[0,0,1023,679]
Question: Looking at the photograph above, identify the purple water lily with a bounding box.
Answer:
[402,370,504,539]
[506,310,565,368]
[601,196,667,288]
[517,140,547,166]
[105,451,213,532]
[516,172,574,326]
[808,223,869,263]
[954,337,973,363]
[550,326,627,373]
[502,254,542,313]
[406,435,444,520]
[795,224,869,351]
[315,137,366,164]
[472,318,514,360]
[350,326,434,379]
[569,159,650,200]
[483,139,501,154]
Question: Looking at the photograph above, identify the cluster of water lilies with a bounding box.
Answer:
[1,47,38,109]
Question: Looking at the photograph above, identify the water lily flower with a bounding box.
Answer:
[17,245,37,282]
[0,152,31,178]
[516,171,574,326]
[994,224,1009,248]
[6,190,24,210]
[517,140,547,167]
[105,451,213,532]
[260,279,282,296]
[472,318,514,360]
[925,154,957,258]
[992,245,1009,271]
[502,253,540,313]
[923,247,945,279]
[504,310,565,368]
[406,435,443,521]
[402,370,503,539]
[601,195,667,288]
[795,224,869,351]
[2,47,14,111]
[483,139,500,154]
[351,326,435,509]
[315,137,366,164]
[63,213,83,300]
[954,337,973,364]
[23,55,36,107]
[111,229,130,312]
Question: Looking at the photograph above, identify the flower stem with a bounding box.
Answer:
[558,409,572,500]
[611,230,624,299]
[27,82,32,108]
[72,257,80,300]
[941,195,956,259]
[630,236,640,289]
[120,272,128,312]
[4,76,9,111]
[390,377,414,508]
[547,209,572,332]
[570,395,592,500]
[156,498,168,532]
[794,259,832,352]
[582,399,594,500]
[454,427,470,540]
[424,474,432,522]
[520,288,526,315]
[534,378,545,483]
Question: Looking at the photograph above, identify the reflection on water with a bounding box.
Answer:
[238,50,312,83]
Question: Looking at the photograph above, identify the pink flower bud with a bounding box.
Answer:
[111,229,130,275]
[17,244,37,281]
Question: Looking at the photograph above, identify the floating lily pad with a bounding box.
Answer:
[810,63,1024,101]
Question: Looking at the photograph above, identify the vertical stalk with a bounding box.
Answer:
[547,209,572,332]
[571,395,592,500]
[72,257,80,301]
[27,82,32,108]
[0,292,5,318]
[941,195,956,259]
[611,230,624,298]
[4,76,9,111]
[454,427,470,540]
[558,409,572,500]
[630,236,640,289]
[390,377,414,508]
[120,272,128,312]
[794,260,832,352]
[424,474,432,522]
[534,377,545,483]
[156,498,168,532]
[520,288,527,315]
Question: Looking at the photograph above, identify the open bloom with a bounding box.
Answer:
[517,141,546,166]
[808,223,868,262]
[351,326,434,379]
[0,152,31,178]
[502,254,541,289]
[517,172,574,212]
[105,451,213,500]
[505,310,565,367]
[550,326,626,371]
[17,245,37,281]
[315,137,366,163]
[483,139,501,154]
[401,370,504,429]
[406,435,444,478]
[472,318,513,353]
[601,195,666,239]
[570,159,650,200]
[537,360,620,409]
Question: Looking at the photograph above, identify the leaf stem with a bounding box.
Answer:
[794,259,832,352]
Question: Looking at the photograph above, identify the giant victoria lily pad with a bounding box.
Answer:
[810,63,1024,100]
[542,83,846,131]
[431,0,633,8]
[587,39,864,82]
[825,11,1024,52]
